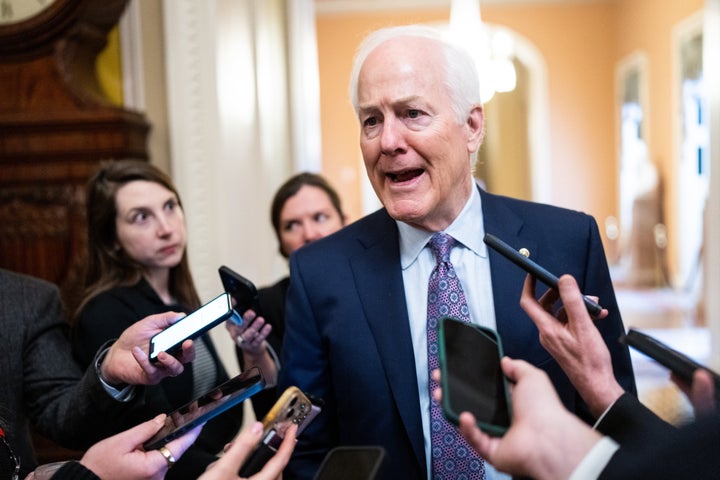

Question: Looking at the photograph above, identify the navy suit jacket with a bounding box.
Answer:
[279,188,636,480]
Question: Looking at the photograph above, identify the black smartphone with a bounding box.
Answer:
[219,265,260,325]
[148,292,233,363]
[143,367,265,450]
[622,328,720,403]
[313,446,386,480]
[238,386,321,477]
[439,316,512,436]
[483,232,603,317]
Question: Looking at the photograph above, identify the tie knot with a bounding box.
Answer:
[429,232,454,263]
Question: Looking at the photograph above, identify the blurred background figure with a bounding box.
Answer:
[229,172,347,419]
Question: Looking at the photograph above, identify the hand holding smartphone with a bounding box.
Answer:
[219,265,260,325]
[439,316,512,436]
[148,292,233,363]
[238,386,321,477]
[143,367,265,450]
[622,328,720,405]
[483,233,603,317]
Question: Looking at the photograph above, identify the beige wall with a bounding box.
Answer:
[316,0,703,280]
[614,0,705,281]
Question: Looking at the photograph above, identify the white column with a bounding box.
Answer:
[287,0,322,172]
[163,0,223,300]
[163,0,296,375]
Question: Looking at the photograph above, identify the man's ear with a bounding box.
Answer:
[466,105,485,153]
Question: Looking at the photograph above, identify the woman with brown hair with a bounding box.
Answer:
[228,172,346,420]
[70,159,270,479]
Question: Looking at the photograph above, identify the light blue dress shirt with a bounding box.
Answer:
[397,184,510,480]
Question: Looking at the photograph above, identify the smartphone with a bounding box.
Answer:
[439,316,512,436]
[238,386,321,476]
[143,367,265,450]
[622,328,720,402]
[483,232,603,317]
[219,265,260,325]
[148,292,233,363]
[313,446,386,480]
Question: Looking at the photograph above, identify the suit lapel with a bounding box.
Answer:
[480,189,542,359]
[481,189,535,262]
[348,210,427,473]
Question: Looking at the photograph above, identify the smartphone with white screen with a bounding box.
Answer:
[148,292,233,363]
[143,367,265,450]
[439,316,512,436]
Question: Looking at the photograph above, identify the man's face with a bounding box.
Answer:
[356,36,483,232]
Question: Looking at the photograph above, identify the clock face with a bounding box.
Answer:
[0,0,57,25]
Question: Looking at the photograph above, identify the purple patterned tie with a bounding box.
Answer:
[427,233,485,480]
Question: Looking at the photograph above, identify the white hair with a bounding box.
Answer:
[348,24,482,125]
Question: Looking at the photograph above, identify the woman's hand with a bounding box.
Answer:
[226,310,272,356]
[200,422,297,479]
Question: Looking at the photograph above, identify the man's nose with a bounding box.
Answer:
[379,117,406,155]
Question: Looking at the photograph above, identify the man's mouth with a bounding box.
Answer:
[387,169,423,182]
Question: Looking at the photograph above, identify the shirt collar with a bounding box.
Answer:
[397,182,486,269]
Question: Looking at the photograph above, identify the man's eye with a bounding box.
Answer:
[363,117,378,127]
[408,109,420,119]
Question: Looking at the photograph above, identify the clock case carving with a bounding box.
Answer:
[0,0,149,314]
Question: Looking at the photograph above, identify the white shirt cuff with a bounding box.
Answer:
[94,343,137,402]
[98,372,136,401]
[568,436,619,480]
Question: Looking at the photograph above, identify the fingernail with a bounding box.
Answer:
[251,421,263,434]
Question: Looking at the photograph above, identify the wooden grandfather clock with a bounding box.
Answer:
[0,0,149,315]
[0,0,150,464]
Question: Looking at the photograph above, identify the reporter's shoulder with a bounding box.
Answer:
[0,267,60,296]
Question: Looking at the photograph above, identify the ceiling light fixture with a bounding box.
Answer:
[449,0,516,103]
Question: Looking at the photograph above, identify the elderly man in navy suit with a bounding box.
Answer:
[278,24,635,480]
